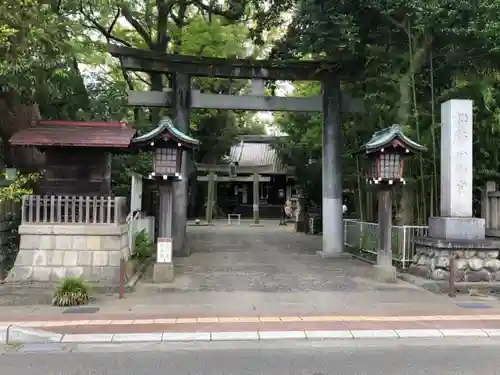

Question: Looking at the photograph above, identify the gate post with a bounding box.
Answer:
[172,73,191,257]
[317,74,344,258]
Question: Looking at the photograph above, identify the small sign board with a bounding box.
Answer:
[157,237,173,263]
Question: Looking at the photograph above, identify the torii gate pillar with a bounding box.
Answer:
[172,73,191,257]
[317,75,344,257]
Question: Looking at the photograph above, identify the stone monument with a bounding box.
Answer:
[410,99,500,283]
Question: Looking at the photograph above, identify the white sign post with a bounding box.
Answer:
[428,99,485,240]
[157,237,173,263]
[440,99,473,217]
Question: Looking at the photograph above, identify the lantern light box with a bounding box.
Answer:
[130,117,199,181]
[355,125,426,185]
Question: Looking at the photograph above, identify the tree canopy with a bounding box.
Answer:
[0,0,272,195]
[2,0,500,225]
[272,0,500,223]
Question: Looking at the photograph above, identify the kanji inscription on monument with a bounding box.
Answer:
[440,99,473,217]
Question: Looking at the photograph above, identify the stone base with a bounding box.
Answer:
[409,236,500,282]
[399,272,500,294]
[373,264,397,283]
[174,236,191,258]
[8,224,129,284]
[316,251,352,259]
[153,262,175,283]
[428,216,485,240]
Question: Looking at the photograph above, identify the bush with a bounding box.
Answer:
[0,172,40,202]
[52,277,90,307]
[0,212,20,275]
[130,230,153,262]
[0,172,40,276]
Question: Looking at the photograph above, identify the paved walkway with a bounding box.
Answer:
[1,221,500,320]
[130,222,500,316]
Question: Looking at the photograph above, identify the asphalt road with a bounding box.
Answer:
[2,338,500,375]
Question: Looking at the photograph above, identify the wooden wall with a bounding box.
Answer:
[36,148,112,196]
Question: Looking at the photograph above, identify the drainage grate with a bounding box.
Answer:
[62,306,100,314]
[456,302,492,309]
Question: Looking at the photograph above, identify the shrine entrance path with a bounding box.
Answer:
[0,220,497,319]
[125,220,496,317]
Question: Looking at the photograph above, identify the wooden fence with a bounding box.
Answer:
[21,195,127,225]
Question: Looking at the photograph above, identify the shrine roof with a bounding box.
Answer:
[358,125,426,154]
[229,135,288,174]
[9,120,136,148]
[197,135,293,174]
[131,117,199,148]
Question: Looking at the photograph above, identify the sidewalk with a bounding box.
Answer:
[5,313,500,334]
[5,313,500,344]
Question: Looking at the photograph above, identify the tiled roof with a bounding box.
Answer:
[131,117,199,148]
[9,120,136,148]
[358,124,426,154]
[229,135,288,174]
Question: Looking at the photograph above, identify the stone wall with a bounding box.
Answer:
[409,238,500,282]
[8,224,129,284]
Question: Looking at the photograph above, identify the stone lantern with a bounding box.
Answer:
[130,117,198,181]
[359,125,425,186]
[355,125,425,282]
[130,117,198,283]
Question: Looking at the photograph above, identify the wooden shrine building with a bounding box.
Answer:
[195,135,296,221]
[6,117,198,284]
[9,118,198,224]
[9,120,136,196]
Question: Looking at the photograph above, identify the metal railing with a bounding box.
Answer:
[21,195,127,225]
[343,219,428,268]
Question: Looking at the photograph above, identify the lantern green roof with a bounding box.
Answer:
[357,125,426,154]
[131,117,199,148]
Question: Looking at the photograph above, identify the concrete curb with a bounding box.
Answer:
[4,326,500,344]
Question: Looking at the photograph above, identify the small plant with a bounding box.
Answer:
[52,277,90,307]
[0,172,40,202]
[130,230,153,262]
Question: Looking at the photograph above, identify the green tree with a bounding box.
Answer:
[273,0,500,223]
[75,2,269,165]
[0,0,90,169]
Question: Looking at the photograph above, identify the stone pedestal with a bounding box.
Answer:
[408,99,500,285]
[8,224,129,284]
[373,264,397,283]
[428,217,485,240]
[410,237,500,282]
[153,263,175,283]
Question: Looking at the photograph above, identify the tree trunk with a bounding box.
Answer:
[396,187,414,225]
[0,100,44,171]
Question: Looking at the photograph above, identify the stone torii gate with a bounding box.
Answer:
[108,44,364,258]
